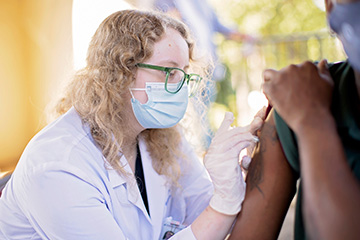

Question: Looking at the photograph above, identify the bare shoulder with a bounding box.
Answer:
[229,110,297,240]
[246,109,294,194]
[246,109,281,195]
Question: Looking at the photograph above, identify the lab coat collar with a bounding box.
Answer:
[107,155,128,189]
[107,154,153,223]
[139,138,169,237]
[107,137,170,233]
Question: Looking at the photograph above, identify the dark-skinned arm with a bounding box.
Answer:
[296,109,360,240]
[229,110,297,240]
[262,60,360,239]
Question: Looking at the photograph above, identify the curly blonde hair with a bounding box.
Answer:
[53,10,208,185]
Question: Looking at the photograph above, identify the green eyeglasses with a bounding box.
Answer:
[136,63,202,97]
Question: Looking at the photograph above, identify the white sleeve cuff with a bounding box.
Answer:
[169,225,196,240]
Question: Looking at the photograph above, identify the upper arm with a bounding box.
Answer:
[229,110,297,240]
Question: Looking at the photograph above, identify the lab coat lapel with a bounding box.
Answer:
[139,139,169,237]
[108,155,152,223]
[107,156,127,188]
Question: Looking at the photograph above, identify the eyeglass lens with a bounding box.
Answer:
[166,69,199,96]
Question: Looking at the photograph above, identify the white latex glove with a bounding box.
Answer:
[204,112,256,215]
[241,106,266,171]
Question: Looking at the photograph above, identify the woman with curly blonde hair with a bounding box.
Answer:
[0,10,264,239]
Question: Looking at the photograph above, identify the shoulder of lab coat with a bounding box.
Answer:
[4,107,128,239]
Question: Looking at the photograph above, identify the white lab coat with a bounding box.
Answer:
[0,107,213,239]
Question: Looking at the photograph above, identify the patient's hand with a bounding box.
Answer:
[262,60,333,133]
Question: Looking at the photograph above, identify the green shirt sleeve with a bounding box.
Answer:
[274,110,300,178]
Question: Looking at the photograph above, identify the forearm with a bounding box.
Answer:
[191,206,235,240]
[296,115,360,239]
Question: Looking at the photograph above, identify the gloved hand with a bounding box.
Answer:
[204,112,257,215]
[241,106,266,171]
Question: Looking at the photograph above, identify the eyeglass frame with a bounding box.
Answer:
[136,63,202,96]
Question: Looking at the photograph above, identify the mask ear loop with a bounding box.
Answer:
[129,88,135,99]
[129,87,146,99]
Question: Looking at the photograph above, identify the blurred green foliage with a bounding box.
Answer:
[207,0,346,127]
[211,0,326,35]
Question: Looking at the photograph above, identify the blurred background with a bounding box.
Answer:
[0,0,345,176]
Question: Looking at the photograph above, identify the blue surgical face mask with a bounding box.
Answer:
[328,1,360,71]
[130,82,189,129]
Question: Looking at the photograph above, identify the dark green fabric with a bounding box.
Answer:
[274,61,360,240]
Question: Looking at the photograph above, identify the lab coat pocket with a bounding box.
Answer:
[159,216,187,240]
